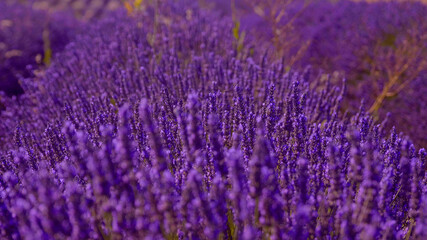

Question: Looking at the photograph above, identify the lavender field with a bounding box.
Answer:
[0,0,426,239]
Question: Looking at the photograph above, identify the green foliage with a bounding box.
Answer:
[227,209,236,239]
[381,33,397,47]
[232,21,245,53]
[232,21,240,40]
[43,28,52,65]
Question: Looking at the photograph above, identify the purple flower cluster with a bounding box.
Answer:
[0,1,426,240]
[222,0,427,147]
[295,0,427,147]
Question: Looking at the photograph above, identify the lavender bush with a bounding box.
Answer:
[299,1,427,146]
[221,0,427,147]
[0,1,426,239]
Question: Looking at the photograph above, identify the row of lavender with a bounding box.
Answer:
[1,1,426,240]
[299,0,427,147]
[227,0,427,146]
[2,0,426,145]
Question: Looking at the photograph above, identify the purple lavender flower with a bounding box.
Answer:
[0,1,426,239]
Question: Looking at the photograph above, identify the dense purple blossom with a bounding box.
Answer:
[295,0,427,147]
[220,0,427,147]
[0,1,426,240]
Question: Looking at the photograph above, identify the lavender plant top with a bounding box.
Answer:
[219,0,427,147]
[0,2,426,240]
